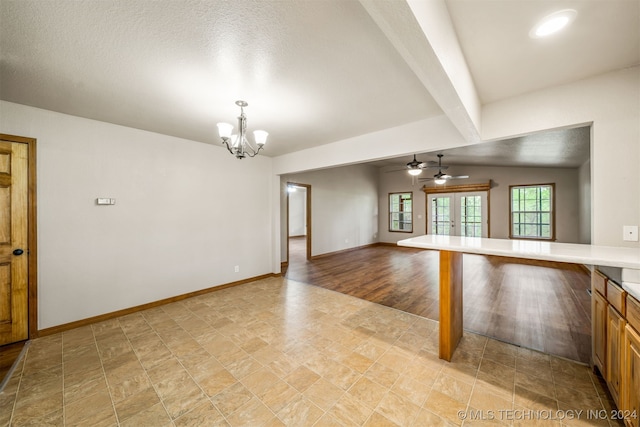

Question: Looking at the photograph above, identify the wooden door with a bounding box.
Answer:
[0,139,29,345]
[623,324,640,427]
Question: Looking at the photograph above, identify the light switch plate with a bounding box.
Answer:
[623,225,639,242]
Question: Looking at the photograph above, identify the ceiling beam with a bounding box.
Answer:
[359,0,482,144]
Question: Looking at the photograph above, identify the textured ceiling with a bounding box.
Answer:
[1,0,638,163]
[374,126,591,170]
[0,0,441,156]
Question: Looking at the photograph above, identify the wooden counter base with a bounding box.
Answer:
[439,250,463,361]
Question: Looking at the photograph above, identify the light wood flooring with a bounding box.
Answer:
[0,341,27,388]
[285,237,592,364]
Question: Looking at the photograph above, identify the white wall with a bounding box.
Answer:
[378,165,582,243]
[3,67,636,327]
[483,67,640,247]
[288,188,306,236]
[281,164,379,259]
[1,101,273,329]
[273,114,468,175]
[273,67,639,254]
[578,160,592,244]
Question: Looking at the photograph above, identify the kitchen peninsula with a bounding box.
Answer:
[397,235,640,360]
[398,235,640,426]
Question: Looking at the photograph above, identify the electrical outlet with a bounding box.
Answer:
[623,225,639,242]
[234,265,240,273]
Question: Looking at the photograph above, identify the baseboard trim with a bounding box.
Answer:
[310,242,380,260]
[37,273,278,337]
[376,242,398,247]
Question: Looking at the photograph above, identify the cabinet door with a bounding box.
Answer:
[607,306,624,404]
[623,325,640,427]
[593,291,607,374]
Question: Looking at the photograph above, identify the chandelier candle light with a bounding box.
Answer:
[217,100,268,159]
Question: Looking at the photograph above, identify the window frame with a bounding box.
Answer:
[389,192,413,233]
[509,183,556,241]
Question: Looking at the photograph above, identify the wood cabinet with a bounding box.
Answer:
[623,324,640,427]
[594,269,607,298]
[607,305,625,404]
[593,289,608,374]
[593,268,640,427]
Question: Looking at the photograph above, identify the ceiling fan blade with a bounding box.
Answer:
[418,175,469,182]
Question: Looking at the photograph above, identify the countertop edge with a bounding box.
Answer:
[397,237,640,270]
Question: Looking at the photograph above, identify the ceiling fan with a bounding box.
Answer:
[419,154,469,184]
[405,154,427,176]
[385,154,441,176]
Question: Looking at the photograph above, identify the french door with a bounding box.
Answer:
[427,191,488,237]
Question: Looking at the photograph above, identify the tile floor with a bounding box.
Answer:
[0,277,624,426]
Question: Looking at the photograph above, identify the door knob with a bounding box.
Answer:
[13,249,24,256]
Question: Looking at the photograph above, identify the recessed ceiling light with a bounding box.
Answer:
[529,9,577,39]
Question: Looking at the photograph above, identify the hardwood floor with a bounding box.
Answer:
[285,236,592,363]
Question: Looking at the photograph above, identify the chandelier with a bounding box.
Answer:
[216,100,268,159]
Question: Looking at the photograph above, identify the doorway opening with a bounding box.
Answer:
[427,191,489,237]
[286,182,311,265]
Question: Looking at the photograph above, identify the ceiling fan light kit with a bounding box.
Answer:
[406,154,424,175]
[419,154,469,185]
[217,100,268,159]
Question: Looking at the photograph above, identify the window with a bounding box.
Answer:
[389,192,413,232]
[510,184,555,240]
